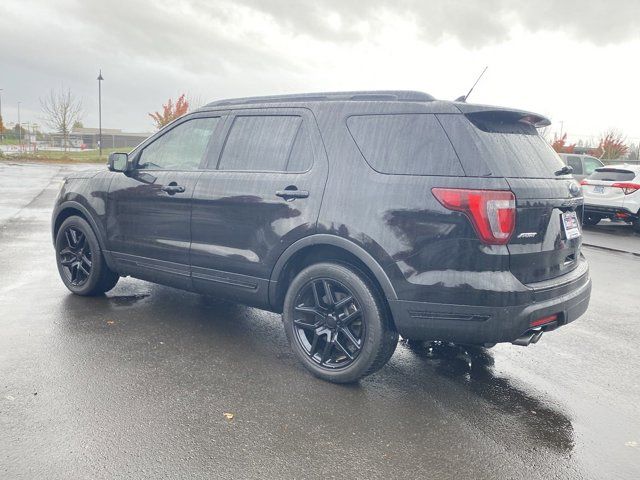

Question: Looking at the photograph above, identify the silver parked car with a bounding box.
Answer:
[559,153,604,182]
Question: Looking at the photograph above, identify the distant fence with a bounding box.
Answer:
[0,131,151,153]
[603,158,640,166]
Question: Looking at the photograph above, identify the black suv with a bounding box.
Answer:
[52,91,591,383]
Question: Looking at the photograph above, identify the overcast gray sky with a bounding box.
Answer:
[2,0,639,141]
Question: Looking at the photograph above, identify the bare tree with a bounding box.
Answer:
[186,93,204,113]
[40,88,82,150]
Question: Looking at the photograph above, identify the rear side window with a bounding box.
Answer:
[346,114,464,176]
[566,155,583,174]
[589,168,636,182]
[438,113,565,178]
[218,115,311,172]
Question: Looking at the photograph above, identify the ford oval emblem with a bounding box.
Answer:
[569,182,580,196]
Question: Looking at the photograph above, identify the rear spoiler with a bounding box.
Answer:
[455,103,551,128]
[595,167,636,174]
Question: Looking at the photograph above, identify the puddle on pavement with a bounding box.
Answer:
[402,340,574,453]
[107,293,150,306]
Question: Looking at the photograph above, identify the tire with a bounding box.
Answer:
[55,216,119,296]
[582,214,601,226]
[633,218,640,233]
[282,262,398,383]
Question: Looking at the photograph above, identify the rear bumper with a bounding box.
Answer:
[584,204,638,220]
[388,266,591,345]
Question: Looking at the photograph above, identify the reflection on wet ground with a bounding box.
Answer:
[108,293,151,306]
[402,340,574,453]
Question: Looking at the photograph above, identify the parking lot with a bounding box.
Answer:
[1,162,639,479]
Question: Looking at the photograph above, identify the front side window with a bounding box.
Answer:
[218,115,311,172]
[138,117,219,170]
[566,155,583,174]
[583,156,603,176]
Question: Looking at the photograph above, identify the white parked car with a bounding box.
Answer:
[581,164,640,231]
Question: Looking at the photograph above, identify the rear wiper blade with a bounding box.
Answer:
[555,165,573,176]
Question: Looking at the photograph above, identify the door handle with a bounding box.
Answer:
[161,184,186,194]
[276,188,309,200]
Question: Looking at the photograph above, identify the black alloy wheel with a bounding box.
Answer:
[58,226,93,286]
[292,278,365,369]
[55,216,119,296]
[283,262,398,383]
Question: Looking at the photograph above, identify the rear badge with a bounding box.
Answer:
[517,232,537,239]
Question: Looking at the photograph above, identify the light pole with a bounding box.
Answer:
[0,88,3,142]
[32,123,39,153]
[97,69,103,157]
[17,101,21,151]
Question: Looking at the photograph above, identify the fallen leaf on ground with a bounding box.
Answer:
[223,412,234,421]
[106,320,115,325]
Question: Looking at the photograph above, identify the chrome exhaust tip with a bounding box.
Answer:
[512,329,544,346]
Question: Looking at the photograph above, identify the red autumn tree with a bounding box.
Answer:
[551,133,576,153]
[590,130,629,160]
[148,94,189,130]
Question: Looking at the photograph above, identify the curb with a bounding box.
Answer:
[583,242,640,257]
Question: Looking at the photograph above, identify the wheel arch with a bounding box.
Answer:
[269,234,398,314]
[52,201,109,257]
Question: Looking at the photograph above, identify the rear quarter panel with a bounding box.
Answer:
[314,103,529,307]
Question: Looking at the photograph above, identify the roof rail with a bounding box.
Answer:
[205,90,435,107]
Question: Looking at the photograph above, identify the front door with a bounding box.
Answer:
[190,108,328,307]
[106,114,223,289]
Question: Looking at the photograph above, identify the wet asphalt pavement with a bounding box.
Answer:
[1,162,639,479]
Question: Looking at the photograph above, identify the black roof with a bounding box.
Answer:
[205,90,435,107]
[201,90,551,127]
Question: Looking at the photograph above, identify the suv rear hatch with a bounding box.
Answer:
[582,167,639,209]
[438,106,583,284]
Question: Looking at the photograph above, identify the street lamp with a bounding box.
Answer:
[17,101,21,151]
[0,88,3,142]
[97,69,104,157]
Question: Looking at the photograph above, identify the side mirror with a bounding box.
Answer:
[108,152,129,172]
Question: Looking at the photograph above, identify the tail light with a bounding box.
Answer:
[432,188,516,245]
[611,182,640,195]
[580,179,589,186]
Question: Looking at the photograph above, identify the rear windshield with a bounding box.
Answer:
[589,168,637,182]
[437,112,565,178]
[346,114,464,176]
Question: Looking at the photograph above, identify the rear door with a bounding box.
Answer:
[106,114,223,289]
[190,108,328,307]
[438,111,583,284]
